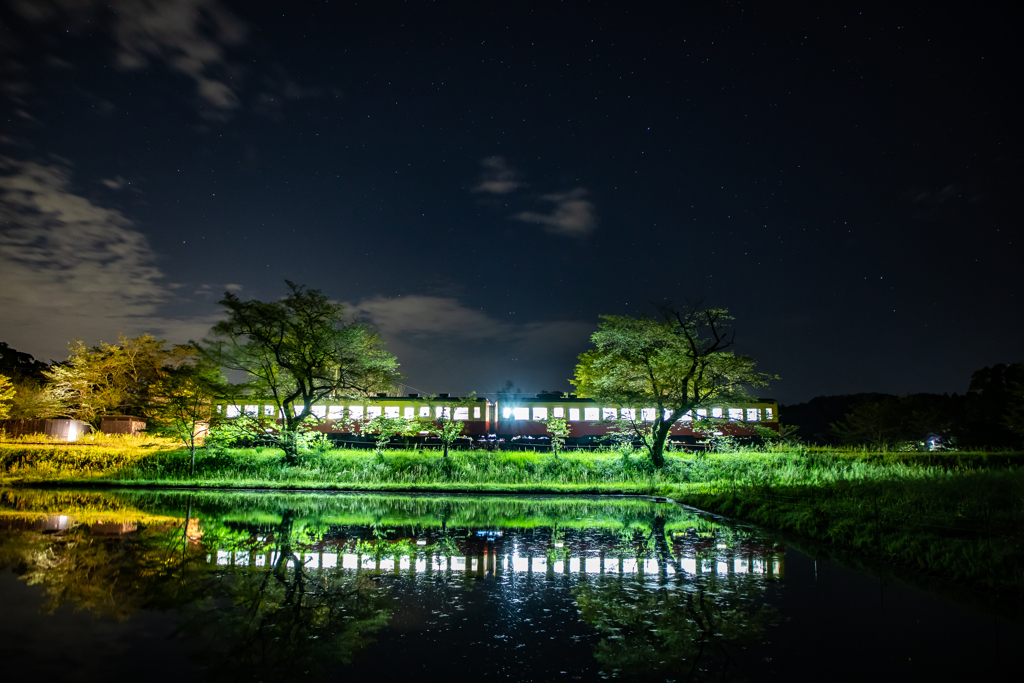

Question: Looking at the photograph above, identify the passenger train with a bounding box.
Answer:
[215,391,780,446]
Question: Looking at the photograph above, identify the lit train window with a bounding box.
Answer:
[367,406,382,418]
[227,405,241,418]
[513,407,529,420]
[553,407,564,418]
[294,406,304,416]
[712,408,723,418]
[602,408,617,421]
[245,405,258,416]
[620,408,636,421]
[404,407,414,418]
[216,404,223,415]
[503,407,512,419]
[420,406,430,417]
[473,407,481,419]
[584,407,599,421]
[728,408,743,421]
[569,408,580,421]
[747,408,760,421]
[328,406,343,419]
[264,405,276,416]
[533,407,548,420]
[681,411,692,422]
[642,408,656,421]
[436,406,451,419]
[349,406,364,419]
[696,409,708,419]
[384,406,399,418]
[312,406,327,419]
[765,408,774,420]
[455,407,469,420]
[664,409,672,420]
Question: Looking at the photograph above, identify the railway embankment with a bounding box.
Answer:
[3,437,1022,593]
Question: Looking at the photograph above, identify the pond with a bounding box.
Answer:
[0,489,1019,682]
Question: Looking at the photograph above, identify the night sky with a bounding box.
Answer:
[1,1,1020,403]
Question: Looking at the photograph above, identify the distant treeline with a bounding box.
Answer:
[782,362,1024,449]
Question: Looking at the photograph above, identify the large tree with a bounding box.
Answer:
[44,334,192,427]
[201,281,400,463]
[572,305,774,466]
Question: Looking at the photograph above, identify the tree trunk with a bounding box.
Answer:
[649,421,672,467]
[442,441,449,458]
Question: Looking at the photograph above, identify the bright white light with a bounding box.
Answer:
[503,407,512,419]
[552,406,564,418]
[473,406,481,419]
[533,407,548,420]
[342,554,358,569]
[728,408,743,421]
[420,406,430,417]
[349,405,364,419]
[245,405,258,416]
[569,408,580,421]
[642,408,656,421]
[384,406,399,418]
[585,558,601,573]
[312,405,327,419]
[513,407,529,420]
[747,408,759,422]
[454,407,469,420]
[264,405,276,416]
[531,558,547,572]
[712,407,723,418]
[681,411,692,421]
[321,553,338,569]
[696,409,707,419]
[620,408,636,421]
[681,558,696,574]
[718,561,729,574]
[227,405,241,418]
[584,407,599,421]
[765,407,774,420]
[403,406,414,419]
[367,406,382,418]
[602,407,617,421]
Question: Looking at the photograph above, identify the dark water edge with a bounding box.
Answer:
[0,489,1020,682]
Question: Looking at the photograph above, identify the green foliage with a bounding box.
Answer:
[43,334,194,427]
[542,416,571,455]
[363,415,417,455]
[201,281,401,464]
[0,374,13,420]
[572,306,774,467]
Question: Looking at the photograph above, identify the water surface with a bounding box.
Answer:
[0,489,1018,681]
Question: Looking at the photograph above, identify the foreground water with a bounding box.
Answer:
[0,489,1019,682]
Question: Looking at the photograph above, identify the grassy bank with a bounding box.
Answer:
[2,438,1023,592]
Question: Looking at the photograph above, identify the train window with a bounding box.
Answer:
[349,405,364,419]
[227,405,241,418]
[728,408,743,421]
[264,405,276,416]
[584,407,599,421]
[602,407,617,421]
[312,406,327,419]
[382,406,397,418]
[328,406,343,419]
[681,411,692,422]
[746,408,760,422]
[569,408,580,421]
[620,408,636,421]
[367,406,382,418]
[403,407,414,419]
[473,406,481,419]
[533,407,548,420]
[294,406,305,416]
[420,406,431,417]
[765,407,774,420]
[696,409,708,419]
[712,408,723,418]
[664,409,673,421]
[642,408,656,421]
[553,407,564,418]
[436,406,452,419]
[513,407,529,420]
[455,407,469,420]
[216,404,223,415]
[244,405,258,416]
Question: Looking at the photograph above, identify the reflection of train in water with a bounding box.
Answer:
[214,392,780,446]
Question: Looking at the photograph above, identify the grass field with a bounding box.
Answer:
[2,435,1023,592]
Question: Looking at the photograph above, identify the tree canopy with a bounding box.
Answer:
[201,281,400,463]
[572,305,774,466]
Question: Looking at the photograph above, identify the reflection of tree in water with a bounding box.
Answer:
[0,509,393,680]
[575,577,776,681]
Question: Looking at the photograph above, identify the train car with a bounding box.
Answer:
[214,394,492,443]
[494,392,779,444]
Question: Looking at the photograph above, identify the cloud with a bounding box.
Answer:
[100,176,128,190]
[9,0,247,111]
[353,295,593,394]
[515,187,596,237]
[0,157,217,361]
[472,156,520,194]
